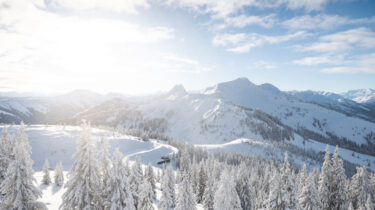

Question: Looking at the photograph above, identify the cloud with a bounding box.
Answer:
[47,0,149,14]
[320,53,375,73]
[293,54,346,66]
[213,31,307,53]
[152,54,211,73]
[294,53,375,74]
[166,0,334,19]
[253,60,277,69]
[283,14,375,30]
[301,27,375,52]
[213,14,277,30]
[0,0,175,93]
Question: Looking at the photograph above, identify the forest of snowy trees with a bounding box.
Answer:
[0,122,375,210]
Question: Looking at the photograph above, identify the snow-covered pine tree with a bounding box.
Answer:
[99,137,111,207]
[214,169,241,210]
[350,166,370,209]
[265,170,283,210]
[348,202,354,210]
[105,148,135,210]
[196,161,207,204]
[60,121,102,210]
[298,173,320,210]
[175,172,196,210]
[137,179,155,210]
[145,163,156,197]
[366,194,373,210]
[166,165,176,206]
[129,156,144,209]
[330,146,347,210]
[203,172,216,210]
[99,137,111,186]
[0,126,14,182]
[0,124,43,209]
[265,153,298,210]
[318,145,332,210]
[179,150,190,173]
[42,159,52,185]
[280,152,298,209]
[190,158,199,194]
[297,164,308,196]
[235,162,253,210]
[124,158,131,177]
[158,170,174,210]
[54,161,64,186]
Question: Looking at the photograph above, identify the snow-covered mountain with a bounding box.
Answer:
[342,88,375,105]
[2,78,375,171]
[61,78,375,162]
[289,90,375,123]
[0,90,109,123]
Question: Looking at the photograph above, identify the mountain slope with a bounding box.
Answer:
[289,90,375,123]
[0,90,108,123]
[62,78,375,158]
[342,88,375,104]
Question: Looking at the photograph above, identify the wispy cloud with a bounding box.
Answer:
[300,27,375,52]
[293,54,346,66]
[320,53,375,74]
[47,0,149,14]
[158,54,212,73]
[213,14,277,30]
[213,31,307,53]
[294,53,375,74]
[165,0,333,19]
[283,14,375,30]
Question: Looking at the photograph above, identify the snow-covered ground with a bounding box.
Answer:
[1,125,177,170]
[1,124,178,209]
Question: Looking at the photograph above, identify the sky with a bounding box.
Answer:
[0,0,375,95]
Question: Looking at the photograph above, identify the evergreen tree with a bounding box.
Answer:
[366,194,373,210]
[175,173,196,210]
[350,166,370,209]
[179,150,190,173]
[235,163,253,210]
[158,169,174,210]
[196,162,207,204]
[265,153,298,210]
[99,137,111,187]
[297,164,308,196]
[280,152,298,209]
[129,156,144,209]
[166,165,176,206]
[54,161,64,187]
[137,180,155,210]
[145,163,156,197]
[266,170,283,209]
[318,145,331,210]
[0,124,43,209]
[203,173,216,210]
[0,126,14,182]
[348,202,354,210]
[42,159,52,185]
[329,146,347,210]
[214,169,241,210]
[60,122,102,210]
[298,174,320,210]
[105,148,135,210]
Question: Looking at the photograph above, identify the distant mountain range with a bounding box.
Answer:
[1,78,375,172]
